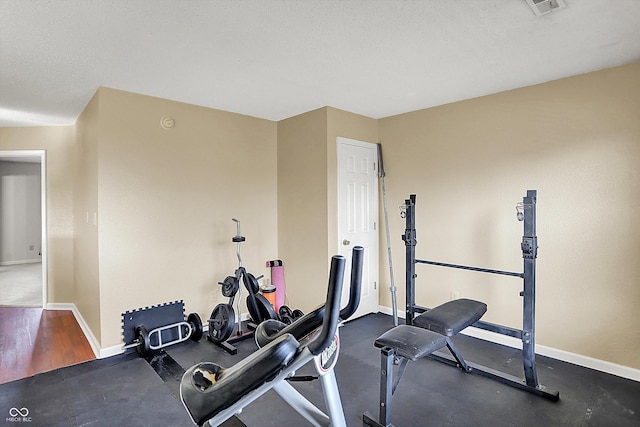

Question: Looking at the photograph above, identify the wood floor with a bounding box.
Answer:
[0,307,96,384]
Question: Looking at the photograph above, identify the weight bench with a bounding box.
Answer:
[363,298,486,427]
[413,298,487,373]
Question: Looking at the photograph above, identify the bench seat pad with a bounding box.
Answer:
[374,325,447,361]
[413,298,487,337]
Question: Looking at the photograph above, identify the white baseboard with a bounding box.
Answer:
[377,305,640,383]
[42,302,640,382]
[100,344,125,359]
[1,259,41,266]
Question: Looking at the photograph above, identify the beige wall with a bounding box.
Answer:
[276,107,378,313]
[75,88,278,347]
[74,90,102,342]
[0,126,76,303]
[277,108,329,312]
[2,61,638,371]
[378,62,640,369]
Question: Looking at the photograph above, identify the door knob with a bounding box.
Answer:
[342,239,351,246]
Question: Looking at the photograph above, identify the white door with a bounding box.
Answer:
[337,137,379,320]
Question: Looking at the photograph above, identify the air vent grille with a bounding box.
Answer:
[525,0,566,16]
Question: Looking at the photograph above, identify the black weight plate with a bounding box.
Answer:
[243,272,260,295]
[208,304,235,343]
[281,314,293,325]
[279,305,293,318]
[220,276,239,298]
[188,312,203,341]
[246,294,261,324]
[255,294,278,321]
[278,305,293,324]
[135,325,150,357]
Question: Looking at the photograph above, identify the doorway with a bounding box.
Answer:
[0,150,47,307]
[336,137,379,319]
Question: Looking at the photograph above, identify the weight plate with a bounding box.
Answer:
[255,294,278,321]
[243,273,260,295]
[220,276,239,298]
[188,312,203,341]
[279,305,293,318]
[135,325,150,357]
[246,294,261,324]
[292,309,304,319]
[208,304,235,343]
[278,305,293,323]
[281,314,293,325]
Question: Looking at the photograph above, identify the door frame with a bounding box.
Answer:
[336,137,379,317]
[0,150,47,307]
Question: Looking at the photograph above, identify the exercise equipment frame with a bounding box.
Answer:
[402,190,559,400]
[181,247,364,427]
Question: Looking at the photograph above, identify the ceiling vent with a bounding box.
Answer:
[525,0,566,16]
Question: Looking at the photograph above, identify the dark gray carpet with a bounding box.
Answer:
[1,313,638,426]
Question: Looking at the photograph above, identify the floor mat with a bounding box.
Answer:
[1,313,639,426]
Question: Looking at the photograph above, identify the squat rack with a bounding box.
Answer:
[402,190,559,400]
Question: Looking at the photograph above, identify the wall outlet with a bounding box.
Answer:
[450,290,460,300]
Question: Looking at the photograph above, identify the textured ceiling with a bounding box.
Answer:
[1,0,639,127]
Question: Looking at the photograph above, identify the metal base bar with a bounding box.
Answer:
[208,338,238,355]
[208,321,256,355]
[428,350,559,401]
[363,412,394,427]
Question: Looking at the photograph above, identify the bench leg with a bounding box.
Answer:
[363,347,398,427]
[446,337,471,372]
[392,357,409,394]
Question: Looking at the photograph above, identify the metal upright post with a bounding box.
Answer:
[403,195,417,325]
[377,143,399,327]
[521,190,539,388]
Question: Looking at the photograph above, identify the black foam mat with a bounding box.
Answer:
[1,313,639,426]
[0,354,192,427]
